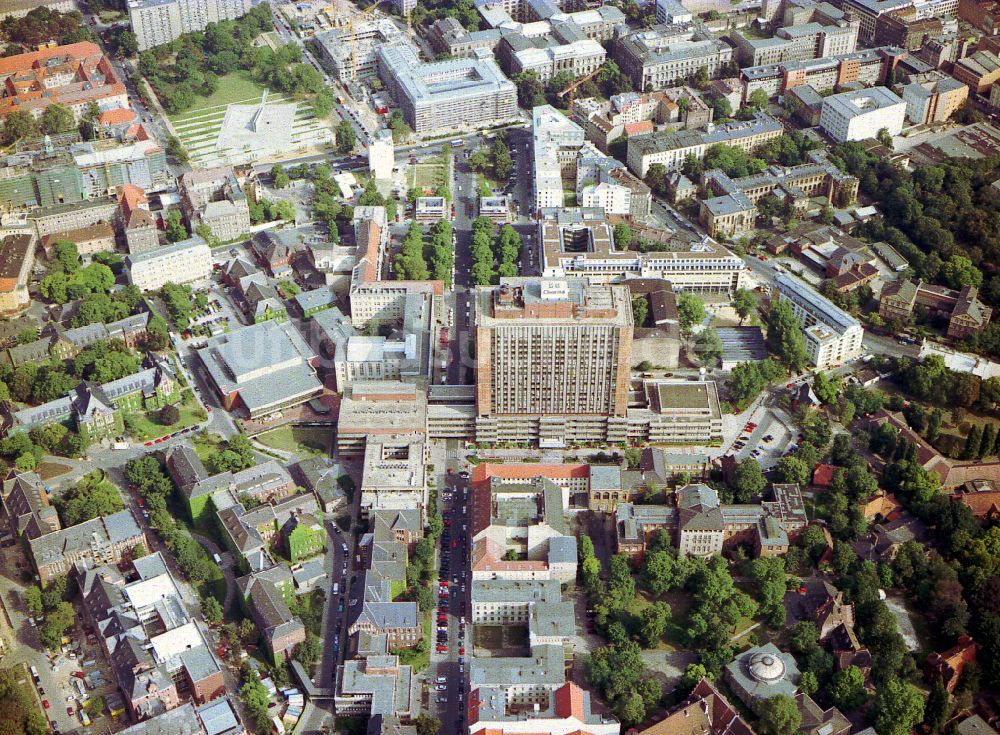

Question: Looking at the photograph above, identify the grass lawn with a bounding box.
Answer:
[255,426,330,459]
[391,579,406,601]
[125,393,207,441]
[474,625,503,650]
[193,431,224,465]
[168,72,268,122]
[409,156,448,191]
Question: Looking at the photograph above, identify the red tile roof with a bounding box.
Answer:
[812,463,837,487]
[97,107,136,126]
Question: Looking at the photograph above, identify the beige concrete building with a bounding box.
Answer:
[0,233,35,314]
[474,278,633,446]
[126,236,213,292]
[180,167,251,243]
[614,24,734,91]
[128,0,254,51]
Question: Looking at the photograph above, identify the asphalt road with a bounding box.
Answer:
[429,467,472,732]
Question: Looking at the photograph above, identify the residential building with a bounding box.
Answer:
[427,18,504,58]
[180,167,251,243]
[4,312,150,368]
[633,678,754,735]
[880,280,992,338]
[29,196,118,238]
[376,45,518,134]
[614,24,734,91]
[479,195,511,222]
[114,699,244,735]
[902,71,969,124]
[474,278,633,446]
[0,42,129,122]
[29,509,144,584]
[414,197,447,222]
[196,320,323,418]
[925,635,978,692]
[572,88,713,152]
[79,553,226,719]
[952,50,1000,95]
[958,0,1000,33]
[294,286,336,319]
[1,0,76,20]
[873,6,943,50]
[627,113,784,177]
[739,46,901,104]
[128,0,254,51]
[8,358,180,445]
[0,233,35,314]
[731,13,859,67]
[2,471,61,540]
[334,647,416,719]
[774,272,865,368]
[126,236,213,291]
[239,570,307,662]
[40,223,115,261]
[468,681,620,735]
[250,229,295,278]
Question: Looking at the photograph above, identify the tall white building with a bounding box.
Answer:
[126,236,213,292]
[819,87,907,143]
[368,129,394,181]
[128,0,253,51]
[532,105,587,210]
[774,272,865,369]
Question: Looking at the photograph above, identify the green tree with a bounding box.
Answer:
[633,296,649,328]
[696,327,723,367]
[776,455,811,485]
[39,103,75,135]
[923,677,952,734]
[677,293,706,334]
[165,209,187,242]
[638,601,671,648]
[415,714,441,735]
[733,288,758,324]
[336,118,356,154]
[767,298,809,372]
[58,471,124,526]
[733,458,766,502]
[22,586,43,617]
[38,601,74,650]
[747,88,769,111]
[754,694,801,735]
[873,679,925,735]
[829,665,867,710]
[202,596,223,624]
[2,109,39,144]
[614,223,633,249]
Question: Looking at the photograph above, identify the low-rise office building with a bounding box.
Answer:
[0,233,35,314]
[879,280,992,338]
[572,88,712,152]
[126,236,213,291]
[29,509,145,584]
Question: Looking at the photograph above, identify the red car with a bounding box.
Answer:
[144,441,154,446]
[436,645,447,653]
[67,707,74,717]
[459,647,465,655]
[42,701,50,710]
[452,539,458,549]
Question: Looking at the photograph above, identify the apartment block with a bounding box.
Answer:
[572,88,713,152]
[180,166,251,243]
[129,0,254,51]
[774,272,865,368]
[474,278,632,446]
[731,15,858,67]
[538,208,746,292]
[359,434,427,520]
[958,0,1000,33]
[126,236,213,292]
[29,196,119,238]
[902,72,969,124]
[739,46,901,104]
[952,50,1000,95]
[0,43,129,122]
[614,24,734,91]
[377,45,518,134]
[627,113,783,177]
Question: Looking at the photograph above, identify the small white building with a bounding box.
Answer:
[819,87,906,143]
[414,197,447,222]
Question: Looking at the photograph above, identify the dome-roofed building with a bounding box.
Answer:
[724,642,800,705]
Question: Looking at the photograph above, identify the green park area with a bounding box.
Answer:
[255,426,331,459]
[124,393,207,441]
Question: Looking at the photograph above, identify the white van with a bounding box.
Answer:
[332,583,339,595]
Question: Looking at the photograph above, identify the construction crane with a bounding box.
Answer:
[557,66,602,114]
